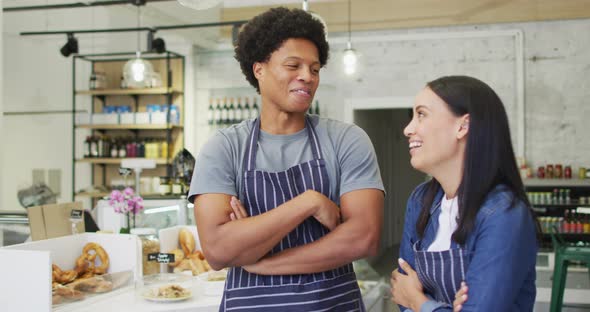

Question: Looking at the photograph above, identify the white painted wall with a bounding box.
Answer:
[0,2,4,209]
[1,5,199,211]
[2,4,589,211]
[191,18,590,174]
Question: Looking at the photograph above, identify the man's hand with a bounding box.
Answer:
[390,258,428,311]
[229,196,248,220]
[453,282,468,311]
[305,190,340,231]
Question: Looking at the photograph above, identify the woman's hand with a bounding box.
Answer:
[390,258,428,311]
[229,196,248,220]
[453,282,469,311]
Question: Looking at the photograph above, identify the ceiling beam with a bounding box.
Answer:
[221,0,590,33]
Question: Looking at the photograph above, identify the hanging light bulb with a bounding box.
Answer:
[342,42,358,75]
[124,52,155,88]
[302,0,328,37]
[342,0,358,75]
[177,0,222,10]
[123,6,154,88]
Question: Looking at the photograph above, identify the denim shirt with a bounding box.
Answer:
[399,182,538,312]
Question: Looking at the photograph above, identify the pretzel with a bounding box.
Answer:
[52,264,78,284]
[80,242,110,275]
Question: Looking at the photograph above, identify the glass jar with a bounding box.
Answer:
[159,176,171,195]
[131,228,160,276]
[172,177,183,195]
[546,164,554,179]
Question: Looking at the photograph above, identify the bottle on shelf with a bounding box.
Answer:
[214,98,222,127]
[221,97,229,126]
[120,75,127,89]
[314,100,320,115]
[584,214,590,233]
[252,97,260,118]
[236,97,244,123]
[84,136,91,158]
[118,139,127,158]
[243,97,251,120]
[89,72,97,90]
[576,213,584,234]
[208,98,215,125]
[228,97,236,124]
[90,136,98,158]
[563,210,571,233]
[110,138,118,158]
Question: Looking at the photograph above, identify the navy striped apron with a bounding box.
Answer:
[220,117,365,311]
[412,240,471,305]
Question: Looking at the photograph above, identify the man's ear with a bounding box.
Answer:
[253,62,264,80]
[457,114,469,139]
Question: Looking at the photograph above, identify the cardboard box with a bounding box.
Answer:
[1,233,141,312]
[27,202,85,241]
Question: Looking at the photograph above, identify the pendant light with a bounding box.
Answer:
[342,0,358,75]
[302,0,328,37]
[123,5,154,89]
[177,0,222,10]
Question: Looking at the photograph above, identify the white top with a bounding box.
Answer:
[428,195,459,251]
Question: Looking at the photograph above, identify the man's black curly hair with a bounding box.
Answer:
[234,7,329,93]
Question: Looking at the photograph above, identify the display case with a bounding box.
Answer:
[0,211,30,247]
[524,178,590,251]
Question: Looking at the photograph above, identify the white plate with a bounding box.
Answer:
[142,292,192,302]
[197,270,227,296]
[197,269,228,283]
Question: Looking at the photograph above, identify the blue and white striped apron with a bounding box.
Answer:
[221,117,365,311]
[412,241,471,305]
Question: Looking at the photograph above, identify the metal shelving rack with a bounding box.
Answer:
[71,51,185,202]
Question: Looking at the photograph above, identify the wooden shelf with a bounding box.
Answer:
[75,192,184,200]
[76,158,170,165]
[76,87,183,96]
[75,192,110,198]
[524,178,590,188]
[76,124,183,130]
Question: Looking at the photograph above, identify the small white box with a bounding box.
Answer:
[92,113,119,125]
[151,111,167,124]
[135,112,150,124]
[120,112,135,125]
[75,112,91,125]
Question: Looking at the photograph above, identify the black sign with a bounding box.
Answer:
[70,209,83,219]
[148,253,175,264]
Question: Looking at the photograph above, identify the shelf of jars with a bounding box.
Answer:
[76,124,183,130]
[76,87,183,96]
[524,178,590,187]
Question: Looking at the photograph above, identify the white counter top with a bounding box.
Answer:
[56,283,221,312]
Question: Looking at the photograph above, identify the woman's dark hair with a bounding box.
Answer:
[234,7,329,93]
[416,75,540,245]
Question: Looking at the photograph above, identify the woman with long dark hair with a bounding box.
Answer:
[390,76,539,311]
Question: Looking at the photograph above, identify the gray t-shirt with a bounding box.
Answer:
[188,115,384,205]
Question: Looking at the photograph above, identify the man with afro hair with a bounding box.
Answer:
[189,7,384,311]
